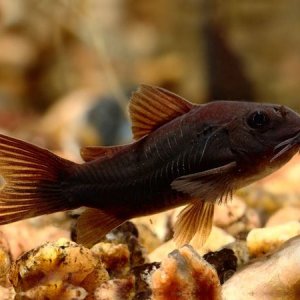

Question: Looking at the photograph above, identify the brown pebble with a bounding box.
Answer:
[151,245,221,300]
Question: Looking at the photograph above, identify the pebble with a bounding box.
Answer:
[225,240,250,266]
[0,219,70,260]
[214,196,261,239]
[94,276,135,300]
[9,239,109,298]
[149,226,235,262]
[213,196,247,227]
[203,248,237,284]
[151,245,221,300]
[247,221,300,257]
[222,236,300,300]
[266,206,300,227]
[91,242,131,277]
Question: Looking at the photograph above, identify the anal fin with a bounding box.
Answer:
[173,201,214,248]
[76,208,125,247]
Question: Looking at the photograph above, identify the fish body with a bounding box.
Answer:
[0,85,300,247]
[72,103,233,215]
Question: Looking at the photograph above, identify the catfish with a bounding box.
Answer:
[0,85,299,247]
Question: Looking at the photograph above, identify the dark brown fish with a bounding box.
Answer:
[0,85,300,247]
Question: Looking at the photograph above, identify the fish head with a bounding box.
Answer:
[227,102,300,170]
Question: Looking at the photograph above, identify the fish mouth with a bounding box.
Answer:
[271,131,300,162]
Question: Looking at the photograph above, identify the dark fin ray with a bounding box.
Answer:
[80,144,132,162]
[129,85,194,140]
[171,162,236,198]
[76,208,125,247]
[173,201,214,247]
[0,134,76,224]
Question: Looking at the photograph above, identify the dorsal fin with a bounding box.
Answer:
[80,144,130,162]
[129,85,194,140]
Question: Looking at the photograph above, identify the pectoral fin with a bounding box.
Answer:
[173,201,214,248]
[171,162,236,199]
[76,208,125,247]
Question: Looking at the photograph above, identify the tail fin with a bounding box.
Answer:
[0,134,76,224]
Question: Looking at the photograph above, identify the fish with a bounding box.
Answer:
[0,84,300,248]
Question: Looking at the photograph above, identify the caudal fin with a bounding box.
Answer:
[0,134,77,224]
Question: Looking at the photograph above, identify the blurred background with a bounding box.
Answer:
[0,0,299,158]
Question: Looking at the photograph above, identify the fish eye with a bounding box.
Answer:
[247,111,270,129]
